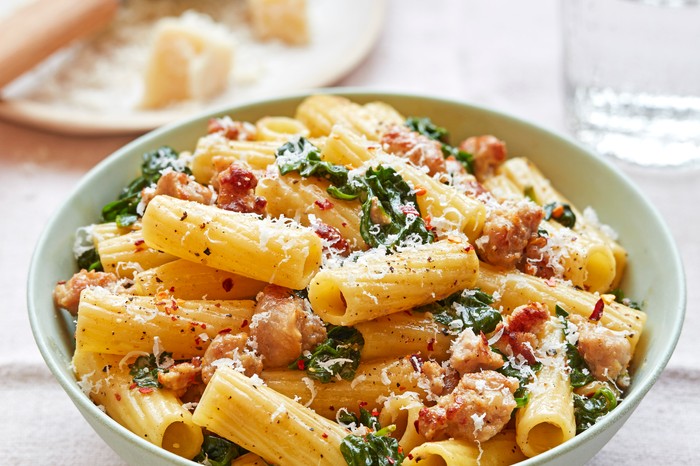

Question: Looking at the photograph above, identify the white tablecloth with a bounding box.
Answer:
[1,1,697,464]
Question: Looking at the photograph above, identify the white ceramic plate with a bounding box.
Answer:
[0,0,385,135]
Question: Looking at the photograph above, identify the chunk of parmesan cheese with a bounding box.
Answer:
[140,11,235,109]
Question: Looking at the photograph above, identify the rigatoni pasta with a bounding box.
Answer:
[53,95,646,466]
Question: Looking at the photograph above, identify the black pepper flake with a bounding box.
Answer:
[180,212,188,221]
[203,247,211,256]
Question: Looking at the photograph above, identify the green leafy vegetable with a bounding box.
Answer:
[555,305,595,388]
[543,202,576,229]
[405,116,474,174]
[276,137,349,186]
[290,326,364,383]
[573,386,618,434]
[340,425,404,466]
[128,352,173,389]
[275,138,434,250]
[357,166,434,249]
[405,117,448,142]
[77,247,103,272]
[609,288,641,310]
[416,289,502,334]
[491,348,542,409]
[337,407,382,432]
[193,433,247,466]
[101,146,190,227]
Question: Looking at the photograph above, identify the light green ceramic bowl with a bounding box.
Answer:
[28,90,685,465]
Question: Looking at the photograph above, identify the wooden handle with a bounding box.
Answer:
[0,0,119,89]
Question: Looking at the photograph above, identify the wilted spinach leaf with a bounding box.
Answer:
[290,326,364,383]
[276,137,349,186]
[128,351,173,389]
[543,202,576,229]
[275,138,434,250]
[193,433,247,466]
[574,386,618,434]
[77,247,103,272]
[101,146,190,227]
[556,305,595,388]
[417,289,502,334]
[340,425,404,466]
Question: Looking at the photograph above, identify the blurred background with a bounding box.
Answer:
[1,0,697,464]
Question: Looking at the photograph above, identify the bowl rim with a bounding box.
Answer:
[27,87,687,465]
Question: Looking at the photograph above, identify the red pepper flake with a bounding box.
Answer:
[371,408,379,417]
[321,432,329,439]
[115,393,122,401]
[552,204,565,218]
[240,319,249,328]
[222,277,234,292]
[171,316,177,321]
[427,338,436,352]
[544,277,557,287]
[397,446,403,455]
[464,244,474,253]
[359,401,368,407]
[407,453,414,460]
[138,387,153,394]
[399,204,420,217]
[399,385,407,392]
[134,239,145,246]
[387,457,395,465]
[297,359,306,370]
[314,199,334,210]
[219,327,232,335]
[129,383,137,390]
[169,286,176,293]
[590,298,605,321]
[414,186,427,196]
[195,336,202,345]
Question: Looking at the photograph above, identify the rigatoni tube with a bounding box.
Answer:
[308,239,479,326]
[141,196,323,290]
[192,367,347,465]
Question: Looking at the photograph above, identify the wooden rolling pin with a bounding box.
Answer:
[0,0,119,88]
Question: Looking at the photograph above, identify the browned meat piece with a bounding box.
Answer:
[475,199,544,268]
[311,222,351,257]
[420,360,460,398]
[53,269,119,315]
[458,135,507,182]
[207,117,257,141]
[492,302,550,365]
[417,370,519,443]
[449,328,504,375]
[518,234,557,279]
[157,359,201,397]
[141,171,214,208]
[570,314,632,384]
[250,285,327,368]
[381,125,447,175]
[215,163,267,214]
[201,332,263,384]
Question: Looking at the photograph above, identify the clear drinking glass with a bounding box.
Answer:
[563,0,700,168]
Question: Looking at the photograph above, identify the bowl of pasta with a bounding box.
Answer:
[28,90,685,466]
